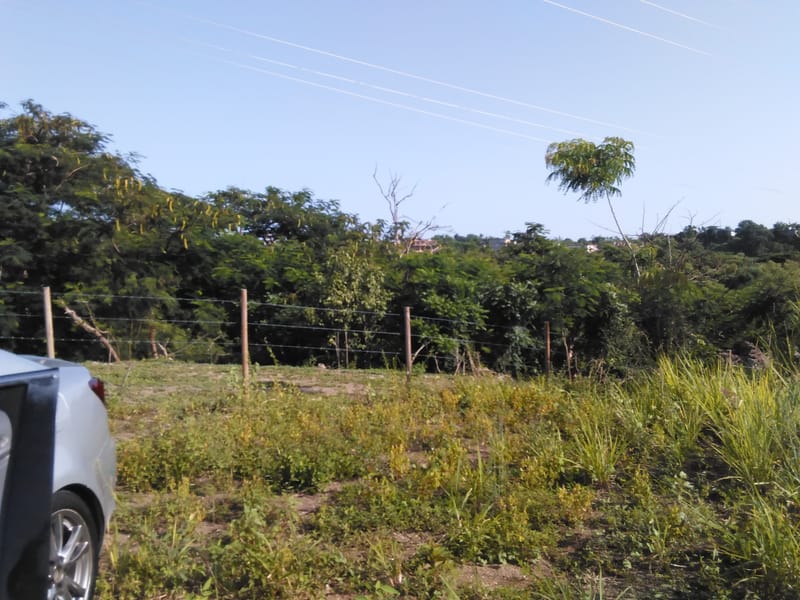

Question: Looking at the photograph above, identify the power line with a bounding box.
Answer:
[223,60,553,143]
[183,38,589,139]
[241,51,589,139]
[542,0,713,56]
[639,0,723,29]
[164,5,647,135]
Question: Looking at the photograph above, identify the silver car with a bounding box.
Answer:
[0,350,116,600]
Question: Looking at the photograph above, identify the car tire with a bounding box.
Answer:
[49,490,100,600]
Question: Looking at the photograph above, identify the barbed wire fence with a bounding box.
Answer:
[0,287,554,376]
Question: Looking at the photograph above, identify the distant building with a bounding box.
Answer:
[407,238,440,253]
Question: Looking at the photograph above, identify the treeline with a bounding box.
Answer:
[2,100,799,375]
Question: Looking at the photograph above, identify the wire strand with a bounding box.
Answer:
[152,1,650,134]
[542,0,712,56]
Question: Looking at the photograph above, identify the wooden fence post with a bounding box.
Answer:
[404,306,412,380]
[544,320,551,377]
[43,287,55,358]
[241,289,249,383]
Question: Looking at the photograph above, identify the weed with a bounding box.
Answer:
[532,570,632,599]
[719,492,800,597]
[567,418,626,488]
[94,359,800,598]
[98,481,215,599]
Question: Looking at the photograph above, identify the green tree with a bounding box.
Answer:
[732,220,774,258]
[318,241,391,367]
[390,242,500,373]
[494,224,639,375]
[0,100,239,359]
[545,137,639,279]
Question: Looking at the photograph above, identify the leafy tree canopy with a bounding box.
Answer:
[545,137,635,204]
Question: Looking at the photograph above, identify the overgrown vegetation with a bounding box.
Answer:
[5,100,800,596]
[95,359,800,599]
[4,101,800,375]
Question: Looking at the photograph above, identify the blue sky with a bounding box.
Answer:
[2,0,797,239]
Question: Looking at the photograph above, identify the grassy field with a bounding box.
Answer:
[90,359,800,599]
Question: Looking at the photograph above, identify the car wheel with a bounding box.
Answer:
[49,490,99,600]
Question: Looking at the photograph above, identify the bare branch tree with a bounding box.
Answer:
[373,167,447,255]
[373,167,416,246]
[649,199,682,236]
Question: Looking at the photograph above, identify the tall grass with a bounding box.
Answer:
[567,401,626,487]
[720,492,800,596]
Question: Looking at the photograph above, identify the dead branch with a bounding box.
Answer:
[373,168,450,255]
[411,342,428,363]
[54,164,89,192]
[148,326,171,359]
[649,199,682,236]
[373,167,416,246]
[62,305,121,362]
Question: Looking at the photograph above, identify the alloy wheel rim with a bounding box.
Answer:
[49,508,94,600]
